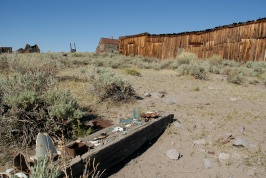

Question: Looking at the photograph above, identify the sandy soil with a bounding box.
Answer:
[2,68,266,178]
[91,69,266,178]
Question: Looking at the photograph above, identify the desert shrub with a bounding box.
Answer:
[226,68,244,84]
[176,52,197,66]
[222,60,239,67]
[158,60,173,69]
[0,72,83,147]
[124,68,141,76]
[249,62,266,76]
[0,54,9,72]
[209,65,221,74]
[176,64,190,76]
[189,63,208,80]
[30,156,60,178]
[259,72,266,86]
[88,67,136,102]
[208,54,223,66]
[238,67,256,77]
[0,54,62,75]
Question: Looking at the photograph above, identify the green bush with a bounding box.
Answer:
[30,156,60,178]
[176,63,207,80]
[259,72,266,86]
[124,68,141,76]
[208,54,223,66]
[88,67,136,102]
[190,63,208,80]
[176,52,197,66]
[227,68,244,84]
[176,64,190,76]
[0,72,83,147]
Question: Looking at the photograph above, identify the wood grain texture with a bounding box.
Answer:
[119,18,266,61]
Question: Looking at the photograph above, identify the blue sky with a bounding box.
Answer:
[1,0,265,52]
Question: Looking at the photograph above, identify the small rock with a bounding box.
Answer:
[230,97,240,101]
[173,121,182,128]
[166,149,181,160]
[5,168,15,174]
[193,139,206,145]
[203,158,212,169]
[233,138,248,147]
[144,92,151,97]
[218,153,230,161]
[247,168,256,176]
[84,120,94,127]
[14,172,28,178]
[171,141,175,146]
[239,126,245,134]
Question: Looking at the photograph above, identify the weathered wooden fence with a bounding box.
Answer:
[119,18,266,62]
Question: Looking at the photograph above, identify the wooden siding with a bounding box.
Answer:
[119,18,266,61]
[0,47,12,53]
[96,38,119,53]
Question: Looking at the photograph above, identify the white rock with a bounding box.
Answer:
[5,168,15,173]
[193,139,206,145]
[166,149,180,160]
[173,121,182,128]
[203,158,212,169]
[230,97,240,101]
[233,138,248,147]
[218,153,230,161]
[247,168,256,176]
[112,126,124,132]
[14,172,28,178]
[239,126,245,134]
[144,92,151,97]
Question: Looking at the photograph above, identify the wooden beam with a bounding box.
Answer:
[58,114,174,177]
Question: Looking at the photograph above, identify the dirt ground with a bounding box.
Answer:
[88,69,266,178]
[2,67,266,178]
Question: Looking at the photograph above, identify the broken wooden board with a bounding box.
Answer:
[58,114,174,177]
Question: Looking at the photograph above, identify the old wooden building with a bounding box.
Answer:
[96,38,119,53]
[17,44,40,53]
[119,18,266,62]
[0,47,12,54]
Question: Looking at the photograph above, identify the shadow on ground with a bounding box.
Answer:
[103,130,165,177]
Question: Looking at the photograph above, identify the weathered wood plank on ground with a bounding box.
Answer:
[59,114,174,178]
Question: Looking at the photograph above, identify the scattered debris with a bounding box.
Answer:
[141,111,158,118]
[13,153,33,174]
[166,149,181,160]
[112,127,124,132]
[65,142,88,158]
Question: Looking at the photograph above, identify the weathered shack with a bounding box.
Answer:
[0,47,12,54]
[17,44,40,53]
[119,18,266,62]
[96,38,119,53]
